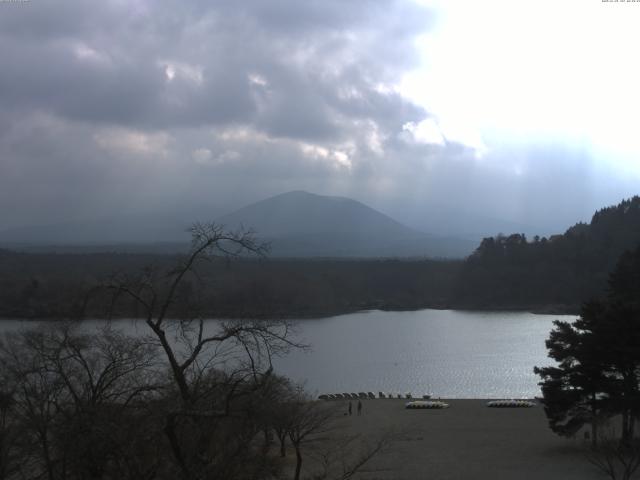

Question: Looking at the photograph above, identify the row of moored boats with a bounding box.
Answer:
[405,399,536,409]
[318,392,431,401]
[318,393,536,409]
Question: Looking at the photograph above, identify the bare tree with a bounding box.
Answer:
[105,223,305,479]
[105,223,299,405]
[311,432,395,480]
[0,323,161,480]
[586,423,640,480]
[0,389,19,480]
[279,385,396,480]
[286,390,339,480]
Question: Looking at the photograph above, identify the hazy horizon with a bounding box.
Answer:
[0,188,618,249]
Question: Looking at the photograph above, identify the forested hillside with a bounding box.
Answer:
[455,196,640,311]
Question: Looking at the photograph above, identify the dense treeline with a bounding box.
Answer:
[455,196,640,312]
[0,250,461,319]
[2,196,640,319]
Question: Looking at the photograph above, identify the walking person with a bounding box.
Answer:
[348,401,352,416]
[357,399,362,416]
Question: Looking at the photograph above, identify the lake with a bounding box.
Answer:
[0,309,574,399]
[272,309,573,399]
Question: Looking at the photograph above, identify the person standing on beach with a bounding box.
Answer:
[357,399,362,416]
[348,401,352,416]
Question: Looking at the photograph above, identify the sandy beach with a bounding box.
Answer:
[310,398,601,480]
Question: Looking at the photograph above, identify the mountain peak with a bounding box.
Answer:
[215,191,475,257]
[218,191,409,237]
[276,190,316,197]
[263,190,349,203]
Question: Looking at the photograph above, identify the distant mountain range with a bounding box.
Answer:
[0,191,477,258]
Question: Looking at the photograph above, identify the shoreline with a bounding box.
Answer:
[322,398,599,479]
[0,303,580,322]
[323,396,542,401]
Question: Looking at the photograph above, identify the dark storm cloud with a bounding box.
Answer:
[0,0,433,136]
[0,0,443,229]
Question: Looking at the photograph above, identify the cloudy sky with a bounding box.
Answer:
[1,0,640,237]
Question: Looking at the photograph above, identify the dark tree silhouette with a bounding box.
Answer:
[535,244,640,447]
[0,324,161,480]
[106,223,304,479]
[534,302,611,445]
[285,390,337,480]
[585,424,640,480]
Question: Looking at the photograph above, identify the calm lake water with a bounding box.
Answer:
[0,309,575,399]
[272,309,575,399]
